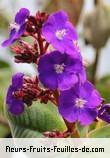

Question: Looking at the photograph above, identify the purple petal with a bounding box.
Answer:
[6,85,24,115]
[42,10,78,56]
[78,67,87,83]
[38,52,57,74]
[65,57,83,73]
[83,81,102,108]
[59,106,79,123]
[79,108,97,126]
[50,37,78,56]
[2,29,16,47]
[38,51,84,90]
[48,51,69,64]
[42,23,55,42]
[39,72,58,90]
[63,38,78,55]
[53,10,68,27]
[6,73,24,115]
[15,8,30,24]
[38,51,67,73]
[2,39,13,47]
[59,89,79,122]
[58,73,78,90]
[16,23,26,37]
[12,73,24,89]
[6,86,16,105]
[87,91,102,108]
[65,21,78,40]
[8,99,24,115]
[48,10,68,28]
[98,104,110,123]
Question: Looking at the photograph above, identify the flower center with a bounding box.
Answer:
[75,98,87,108]
[55,29,67,40]
[54,63,65,74]
[10,23,20,31]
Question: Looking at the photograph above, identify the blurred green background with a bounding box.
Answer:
[1,0,110,137]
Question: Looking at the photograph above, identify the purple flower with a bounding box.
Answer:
[38,51,86,91]
[42,10,78,56]
[2,8,30,47]
[59,81,102,125]
[6,73,24,115]
[98,104,110,123]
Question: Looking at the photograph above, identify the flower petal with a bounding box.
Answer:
[15,8,30,24]
[2,29,16,47]
[81,81,102,108]
[12,73,24,89]
[78,67,87,83]
[98,104,110,123]
[42,10,78,55]
[65,57,83,73]
[6,85,24,115]
[6,86,16,105]
[59,89,79,122]
[8,99,24,115]
[46,10,68,28]
[38,52,57,73]
[42,23,56,42]
[79,108,97,126]
[39,72,58,90]
[65,21,78,40]
[17,23,26,36]
[58,73,78,90]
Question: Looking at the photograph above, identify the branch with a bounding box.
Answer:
[91,49,100,85]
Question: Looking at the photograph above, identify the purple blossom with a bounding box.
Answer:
[98,104,110,123]
[42,10,78,56]
[38,51,86,91]
[59,81,102,125]
[6,73,24,115]
[2,8,30,47]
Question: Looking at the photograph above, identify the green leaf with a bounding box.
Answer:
[6,102,66,138]
[88,125,110,138]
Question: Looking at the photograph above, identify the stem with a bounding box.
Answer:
[49,97,57,105]
[94,0,102,5]
[91,49,100,85]
[64,119,80,138]
[44,42,49,52]
[53,90,59,106]
[38,31,44,55]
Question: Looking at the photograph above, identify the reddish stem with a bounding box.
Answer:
[53,90,59,106]
[38,31,44,55]
[64,120,80,138]
[44,42,49,52]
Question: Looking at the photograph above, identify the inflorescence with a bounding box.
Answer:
[2,8,110,137]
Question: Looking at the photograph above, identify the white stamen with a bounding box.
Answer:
[55,29,67,40]
[54,63,65,74]
[75,98,87,108]
[10,23,20,31]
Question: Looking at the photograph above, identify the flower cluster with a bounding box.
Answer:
[2,8,110,134]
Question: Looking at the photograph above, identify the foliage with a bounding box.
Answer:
[6,102,66,138]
